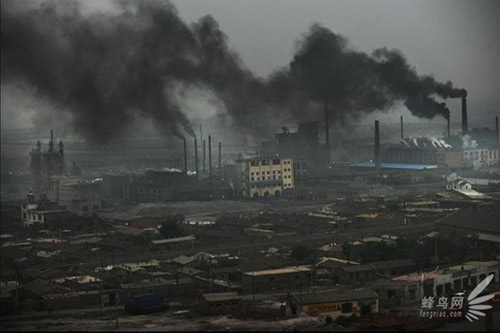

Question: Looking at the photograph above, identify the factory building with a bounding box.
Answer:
[382,138,462,168]
[235,157,294,198]
[273,122,323,181]
[30,130,65,197]
[123,170,196,202]
[463,148,499,167]
[50,176,102,213]
[101,174,131,200]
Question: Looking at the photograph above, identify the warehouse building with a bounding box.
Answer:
[287,287,379,319]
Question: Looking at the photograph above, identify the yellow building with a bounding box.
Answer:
[235,157,294,198]
[287,288,379,319]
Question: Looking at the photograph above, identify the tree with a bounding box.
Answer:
[291,245,318,263]
[159,215,185,239]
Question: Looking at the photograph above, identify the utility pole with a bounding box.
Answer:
[434,237,438,267]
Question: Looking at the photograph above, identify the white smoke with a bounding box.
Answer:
[461,134,478,149]
[163,167,182,173]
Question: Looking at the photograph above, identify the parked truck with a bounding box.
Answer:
[124,293,169,315]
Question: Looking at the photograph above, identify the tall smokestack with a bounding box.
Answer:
[218,142,222,177]
[462,96,468,136]
[374,120,381,172]
[496,116,499,145]
[400,115,403,140]
[324,99,330,165]
[446,114,451,139]
[203,139,206,172]
[199,124,203,143]
[49,129,54,153]
[194,137,199,180]
[183,137,188,175]
[208,135,212,186]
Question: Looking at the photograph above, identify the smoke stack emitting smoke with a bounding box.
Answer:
[1,0,467,143]
[374,120,381,171]
[462,96,468,136]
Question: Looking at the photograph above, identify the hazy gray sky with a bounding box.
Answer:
[171,0,499,125]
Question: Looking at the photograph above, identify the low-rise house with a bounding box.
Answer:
[287,287,379,319]
[241,266,312,293]
[119,277,194,301]
[393,260,500,299]
[336,259,416,284]
[63,275,102,292]
[446,179,472,190]
[199,292,241,315]
[211,266,241,282]
[192,276,241,293]
[22,279,71,309]
[150,235,196,250]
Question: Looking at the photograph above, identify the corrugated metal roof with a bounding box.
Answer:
[202,292,240,303]
[350,162,438,170]
[292,288,378,305]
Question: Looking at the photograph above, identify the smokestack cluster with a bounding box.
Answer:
[462,96,468,136]
[1,1,467,143]
[374,120,381,172]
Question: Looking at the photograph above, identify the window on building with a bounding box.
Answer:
[341,302,353,313]
[273,159,280,165]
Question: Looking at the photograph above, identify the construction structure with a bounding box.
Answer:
[30,130,66,198]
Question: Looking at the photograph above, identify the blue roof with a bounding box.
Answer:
[350,162,439,170]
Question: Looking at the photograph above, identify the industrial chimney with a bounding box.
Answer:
[324,99,330,165]
[400,116,403,140]
[194,137,199,180]
[49,129,54,153]
[462,96,468,136]
[208,135,212,185]
[183,137,188,175]
[446,114,451,139]
[496,116,499,145]
[374,120,381,172]
[203,139,206,172]
[218,142,222,177]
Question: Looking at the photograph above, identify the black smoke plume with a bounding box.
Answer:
[1,1,466,143]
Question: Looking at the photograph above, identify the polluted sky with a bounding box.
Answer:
[1,0,498,143]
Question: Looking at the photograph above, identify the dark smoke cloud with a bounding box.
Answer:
[1,1,466,144]
[283,25,465,123]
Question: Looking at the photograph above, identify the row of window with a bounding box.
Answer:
[250,159,281,166]
[463,150,498,158]
[251,176,281,181]
[251,170,281,176]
